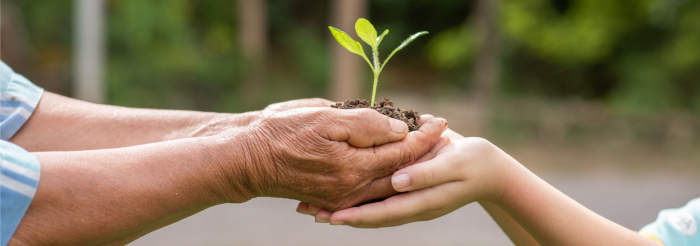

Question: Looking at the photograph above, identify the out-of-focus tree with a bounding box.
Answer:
[3,0,72,95]
[107,0,241,111]
[472,0,501,135]
[73,0,106,103]
[237,0,267,100]
[328,0,366,101]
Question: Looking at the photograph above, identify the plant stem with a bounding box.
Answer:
[371,45,380,106]
[371,73,378,106]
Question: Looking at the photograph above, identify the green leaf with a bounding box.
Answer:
[376,29,389,46]
[329,26,365,56]
[355,18,377,48]
[380,31,429,73]
[394,31,429,54]
[329,26,374,70]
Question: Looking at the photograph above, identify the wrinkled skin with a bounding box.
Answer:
[227,107,448,211]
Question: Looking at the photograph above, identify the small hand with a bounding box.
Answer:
[223,107,448,211]
[301,133,513,227]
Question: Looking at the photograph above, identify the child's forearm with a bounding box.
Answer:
[496,161,658,245]
[445,129,539,245]
[480,201,540,246]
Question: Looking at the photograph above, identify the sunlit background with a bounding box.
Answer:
[2,0,699,245]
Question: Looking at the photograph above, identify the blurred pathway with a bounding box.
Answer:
[130,171,700,246]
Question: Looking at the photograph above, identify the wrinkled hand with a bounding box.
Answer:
[229,107,448,211]
[300,128,512,227]
[295,115,449,220]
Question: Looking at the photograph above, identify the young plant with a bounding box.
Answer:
[329,18,428,106]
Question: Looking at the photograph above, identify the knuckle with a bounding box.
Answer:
[392,146,407,168]
[404,143,418,164]
[338,173,360,188]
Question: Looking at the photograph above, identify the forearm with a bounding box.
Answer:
[10,92,261,151]
[10,135,252,245]
[443,129,538,245]
[480,201,540,246]
[496,161,657,245]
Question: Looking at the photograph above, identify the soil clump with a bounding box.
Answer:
[331,97,421,131]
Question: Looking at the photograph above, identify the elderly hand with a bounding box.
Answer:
[219,107,448,211]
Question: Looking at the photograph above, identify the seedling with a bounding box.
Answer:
[329,18,428,106]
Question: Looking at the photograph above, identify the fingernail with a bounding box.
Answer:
[390,119,408,134]
[330,221,345,225]
[392,173,410,191]
[315,218,330,223]
[441,136,451,144]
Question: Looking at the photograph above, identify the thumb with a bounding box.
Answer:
[327,108,409,147]
[391,145,461,192]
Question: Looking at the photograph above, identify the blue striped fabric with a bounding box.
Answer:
[0,61,43,246]
[1,62,43,140]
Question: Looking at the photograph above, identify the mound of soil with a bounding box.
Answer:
[331,97,421,131]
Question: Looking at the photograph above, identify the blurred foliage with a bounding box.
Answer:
[6,0,700,115]
[107,0,242,111]
[426,24,476,70]
[497,0,700,115]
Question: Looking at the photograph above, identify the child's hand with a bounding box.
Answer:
[300,135,518,227]
[298,127,660,246]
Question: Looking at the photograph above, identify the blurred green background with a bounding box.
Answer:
[2,0,699,163]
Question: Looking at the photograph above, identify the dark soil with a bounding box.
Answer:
[331,97,421,131]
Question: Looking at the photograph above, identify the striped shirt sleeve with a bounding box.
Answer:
[0,141,40,246]
[1,61,43,140]
[0,61,43,245]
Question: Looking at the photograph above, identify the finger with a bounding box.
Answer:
[308,203,322,215]
[442,128,465,141]
[417,114,435,125]
[391,145,461,192]
[368,118,448,176]
[329,186,438,227]
[296,202,311,215]
[413,136,451,165]
[315,208,333,223]
[330,181,466,227]
[326,108,409,148]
